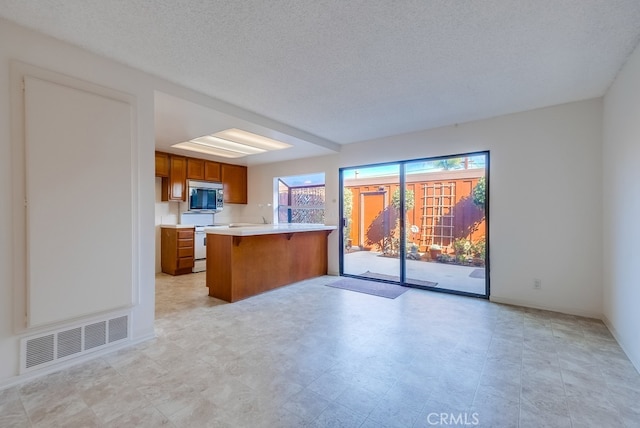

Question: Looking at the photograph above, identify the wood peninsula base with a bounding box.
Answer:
[205,226,335,302]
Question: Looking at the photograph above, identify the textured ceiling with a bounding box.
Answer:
[2,0,640,147]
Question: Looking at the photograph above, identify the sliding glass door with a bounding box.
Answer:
[340,152,489,298]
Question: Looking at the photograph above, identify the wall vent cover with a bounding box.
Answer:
[20,313,130,373]
[109,316,128,343]
[57,327,82,359]
[25,334,54,369]
[85,321,106,350]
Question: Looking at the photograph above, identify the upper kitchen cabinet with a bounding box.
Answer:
[161,154,187,201]
[221,164,247,204]
[184,158,221,182]
[155,152,169,177]
[156,151,245,203]
[204,161,221,182]
[186,158,205,180]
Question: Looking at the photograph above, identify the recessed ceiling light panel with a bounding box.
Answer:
[191,135,266,154]
[213,128,292,151]
[171,128,292,158]
[171,141,246,158]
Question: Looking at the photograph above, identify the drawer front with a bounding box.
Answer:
[177,230,193,239]
[177,247,193,258]
[177,257,194,269]
[177,238,193,248]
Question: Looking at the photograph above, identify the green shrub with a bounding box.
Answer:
[453,238,471,256]
[472,177,486,209]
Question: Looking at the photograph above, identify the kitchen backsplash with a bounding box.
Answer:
[155,177,179,225]
[156,177,271,226]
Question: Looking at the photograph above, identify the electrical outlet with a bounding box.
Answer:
[533,278,542,290]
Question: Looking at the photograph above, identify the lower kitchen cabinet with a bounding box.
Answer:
[161,226,194,275]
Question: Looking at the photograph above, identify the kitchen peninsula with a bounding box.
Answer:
[205,224,336,302]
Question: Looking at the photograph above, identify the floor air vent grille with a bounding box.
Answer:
[21,314,129,373]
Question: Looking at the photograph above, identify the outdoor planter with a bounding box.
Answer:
[429,245,442,260]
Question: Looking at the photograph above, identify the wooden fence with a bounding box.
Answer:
[344,168,486,253]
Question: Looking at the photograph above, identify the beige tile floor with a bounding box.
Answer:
[1,272,640,427]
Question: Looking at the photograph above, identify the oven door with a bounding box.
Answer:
[193,230,207,273]
[194,231,206,260]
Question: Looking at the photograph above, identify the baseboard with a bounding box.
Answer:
[602,314,640,375]
[489,295,603,319]
[0,330,156,392]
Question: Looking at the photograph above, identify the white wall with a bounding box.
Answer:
[348,101,604,317]
[0,18,157,385]
[247,99,604,317]
[603,42,640,371]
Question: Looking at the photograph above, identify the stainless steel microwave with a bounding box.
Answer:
[187,180,224,212]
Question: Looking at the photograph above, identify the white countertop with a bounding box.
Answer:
[159,224,195,229]
[204,223,337,236]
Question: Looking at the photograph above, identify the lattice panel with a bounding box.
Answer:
[420,182,456,247]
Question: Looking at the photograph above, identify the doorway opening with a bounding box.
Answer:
[340,152,489,298]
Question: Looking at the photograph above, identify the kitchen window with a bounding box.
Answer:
[277,173,325,224]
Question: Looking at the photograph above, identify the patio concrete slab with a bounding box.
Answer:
[343,250,487,295]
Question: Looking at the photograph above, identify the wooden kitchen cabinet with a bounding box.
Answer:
[221,163,247,204]
[161,155,187,201]
[156,151,244,203]
[204,161,221,182]
[155,152,169,177]
[186,158,205,180]
[186,158,221,182]
[161,226,194,275]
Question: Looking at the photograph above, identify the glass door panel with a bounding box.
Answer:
[341,164,401,282]
[404,154,488,296]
